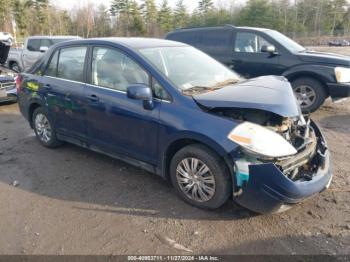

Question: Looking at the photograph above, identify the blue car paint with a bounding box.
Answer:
[193,75,301,118]
[17,38,332,213]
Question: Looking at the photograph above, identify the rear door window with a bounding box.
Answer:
[46,50,59,77]
[234,32,273,53]
[57,46,87,82]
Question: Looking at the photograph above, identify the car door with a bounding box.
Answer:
[84,46,161,165]
[232,31,280,78]
[40,46,88,141]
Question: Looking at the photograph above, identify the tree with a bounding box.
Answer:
[158,0,173,34]
[94,4,112,37]
[111,0,133,36]
[173,0,188,29]
[141,0,158,36]
[198,0,214,15]
[129,1,145,36]
[236,0,284,32]
[12,0,27,37]
[25,0,50,34]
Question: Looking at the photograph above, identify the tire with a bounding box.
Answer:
[10,62,20,73]
[32,107,62,148]
[291,77,327,113]
[169,144,232,209]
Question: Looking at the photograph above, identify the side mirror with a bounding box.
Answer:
[127,84,154,110]
[39,46,48,53]
[261,45,277,54]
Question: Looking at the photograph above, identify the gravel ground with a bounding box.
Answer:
[0,47,349,255]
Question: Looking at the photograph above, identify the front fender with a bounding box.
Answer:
[283,64,335,86]
[159,131,239,178]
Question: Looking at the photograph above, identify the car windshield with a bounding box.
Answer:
[265,30,306,53]
[139,46,240,95]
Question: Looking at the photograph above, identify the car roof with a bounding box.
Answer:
[171,25,271,32]
[55,37,187,49]
[28,35,81,40]
[236,26,271,32]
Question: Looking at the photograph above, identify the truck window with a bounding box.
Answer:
[27,39,41,52]
[235,32,272,53]
[57,46,87,82]
[41,39,51,48]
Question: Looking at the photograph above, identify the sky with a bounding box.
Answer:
[52,0,246,12]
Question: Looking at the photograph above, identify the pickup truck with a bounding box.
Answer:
[6,35,80,72]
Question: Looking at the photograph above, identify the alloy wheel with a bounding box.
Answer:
[294,85,317,109]
[176,157,216,202]
[34,113,52,143]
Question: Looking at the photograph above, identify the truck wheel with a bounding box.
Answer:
[170,144,232,209]
[32,107,62,148]
[10,62,20,72]
[292,77,327,113]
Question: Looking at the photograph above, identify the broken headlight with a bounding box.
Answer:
[228,122,297,158]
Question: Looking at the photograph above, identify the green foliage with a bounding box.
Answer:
[141,0,158,36]
[173,0,188,29]
[158,0,173,33]
[0,0,349,40]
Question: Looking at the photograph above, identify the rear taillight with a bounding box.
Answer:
[15,74,22,93]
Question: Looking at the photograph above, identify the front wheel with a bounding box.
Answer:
[32,107,62,148]
[170,144,232,209]
[291,77,327,113]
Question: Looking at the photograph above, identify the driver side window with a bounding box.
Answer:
[92,47,149,92]
[234,32,273,53]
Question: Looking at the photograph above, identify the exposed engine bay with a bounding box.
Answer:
[211,107,325,183]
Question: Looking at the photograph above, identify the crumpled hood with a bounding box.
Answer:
[297,50,350,67]
[193,75,300,117]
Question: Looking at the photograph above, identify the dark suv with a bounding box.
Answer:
[166,25,350,112]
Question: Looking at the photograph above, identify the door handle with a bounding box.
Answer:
[87,94,99,102]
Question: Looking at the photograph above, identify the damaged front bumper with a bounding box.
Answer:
[233,121,332,214]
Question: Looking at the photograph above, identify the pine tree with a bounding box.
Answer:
[130,0,145,36]
[158,0,173,34]
[111,0,133,36]
[141,0,158,36]
[174,0,187,29]
[198,0,214,15]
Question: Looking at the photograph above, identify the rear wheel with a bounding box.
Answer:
[291,77,327,113]
[32,107,62,148]
[170,144,232,209]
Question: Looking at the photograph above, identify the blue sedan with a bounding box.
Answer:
[17,38,332,214]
